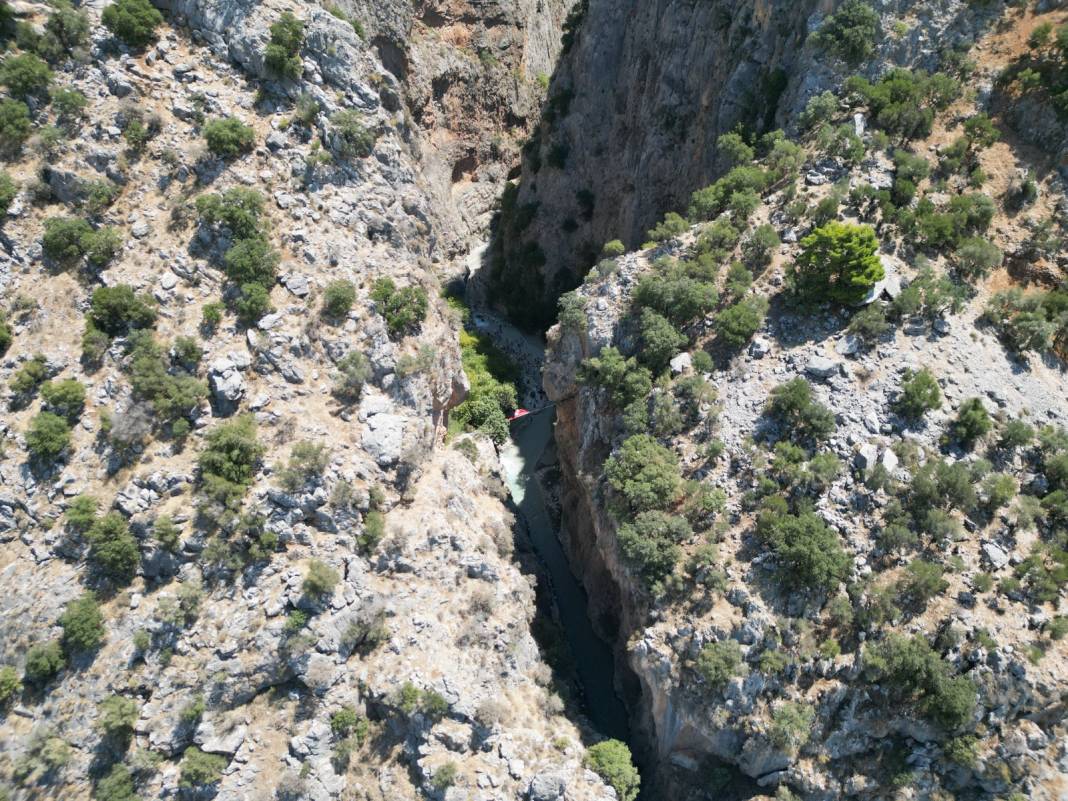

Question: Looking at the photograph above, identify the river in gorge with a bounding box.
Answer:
[468,301,631,743]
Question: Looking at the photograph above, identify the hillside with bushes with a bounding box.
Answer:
[539,2,1068,799]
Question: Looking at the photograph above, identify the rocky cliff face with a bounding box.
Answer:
[491,0,1010,328]
[0,1,612,799]
[538,4,1068,798]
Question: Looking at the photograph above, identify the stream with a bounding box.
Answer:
[469,299,631,743]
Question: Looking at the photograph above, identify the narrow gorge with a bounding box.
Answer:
[0,0,1066,800]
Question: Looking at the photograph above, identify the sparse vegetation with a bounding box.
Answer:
[370,277,429,338]
[203,117,255,158]
[265,12,304,80]
[584,740,640,801]
[101,0,163,47]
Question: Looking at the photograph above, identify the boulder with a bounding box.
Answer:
[669,352,692,375]
[528,774,566,801]
[805,356,840,380]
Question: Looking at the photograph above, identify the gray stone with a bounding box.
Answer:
[854,443,879,471]
[527,774,566,801]
[283,273,311,297]
[749,337,771,359]
[982,541,1010,570]
[805,356,840,380]
[669,352,692,375]
[362,413,405,467]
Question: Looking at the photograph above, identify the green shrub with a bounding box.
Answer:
[26,411,71,462]
[744,224,781,267]
[646,211,689,243]
[40,2,90,60]
[126,333,206,424]
[637,308,687,373]
[0,53,51,99]
[332,350,372,403]
[331,110,378,158]
[59,592,105,653]
[203,117,255,158]
[950,398,992,449]
[197,415,263,518]
[370,277,428,338]
[278,441,331,491]
[84,226,123,267]
[578,347,652,409]
[39,379,85,421]
[688,165,770,221]
[633,264,718,327]
[983,472,1016,511]
[450,328,518,444]
[894,368,941,422]
[10,353,48,397]
[756,504,850,592]
[81,179,118,215]
[65,494,98,532]
[605,434,682,514]
[944,735,979,768]
[0,99,31,157]
[718,131,754,166]
[696,640,743,689]
[815,0,880,65]
[89,285,156,336]
[846,69,959,140]
[431,762,458,791]
[24,640,65,684]
[179,746,226,788]
[769,702,815,753]
[330,706,361,737]
[195,188,265,239]
[41,217,123,268]
[223,235,279,286]
[791,222,884,305]
[304,558,340,599]
[153,515,180,551]
[617,511,691,592]
[322,279,356,318]
[865,634,976,729]
[101,0,163,47]
[715,295,769,350]
[0,170,16,217]
[954,237,1002,279]
[42,216,92,266]
[898,558,948,607]
[584,740,640,801]
[98,694,138,740]
[94,764,139,801]
[0,664,23,703]
[87,512,139,583]
[359,509,385,554]
[995,420,1029,452]
[265,11,304,80]
[764,378,836,447]
[983,287,1068,353]
[234,282,273,323]
[49,86,84,122]
[201,302,224,331]
[888,263,967,322]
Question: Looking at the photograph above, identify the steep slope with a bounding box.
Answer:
[0,1,614,800]
[489,0,1012,329]
[537,3,1068,799]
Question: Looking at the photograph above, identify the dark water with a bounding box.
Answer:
[502,408,631,741]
